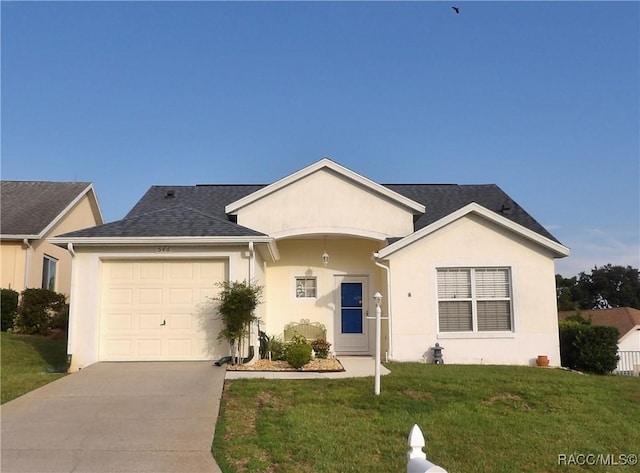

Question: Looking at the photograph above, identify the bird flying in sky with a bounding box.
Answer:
[452,6,460,14]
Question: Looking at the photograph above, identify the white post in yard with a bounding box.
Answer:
[373,292,382,395]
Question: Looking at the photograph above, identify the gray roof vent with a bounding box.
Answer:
[165,190,175,199]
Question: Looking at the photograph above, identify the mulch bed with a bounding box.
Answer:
[226,358,344,372]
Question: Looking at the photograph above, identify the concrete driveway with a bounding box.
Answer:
[1,362,225,473]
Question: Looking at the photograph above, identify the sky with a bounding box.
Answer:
[2,1,638,277]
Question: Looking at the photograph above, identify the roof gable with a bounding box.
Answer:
[0,181,102,238]
[225,158,425,215]
[377,202,570,259]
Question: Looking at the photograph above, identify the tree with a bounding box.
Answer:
[556,264,640,310]
[214,280,263,364]
[578,264,640,309]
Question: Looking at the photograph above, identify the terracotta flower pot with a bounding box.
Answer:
[536,355,549,367]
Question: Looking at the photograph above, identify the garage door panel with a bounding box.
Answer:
[100,259,227,362]
[108,288,133,304]
[201,263,226,280]
[169,263,194,280]
[140,263,164,280]
[105,312,132,330]
[168,313,193,330]
[139,288,163,304]
[137,339,162,357]
[139,313,163,329]
[169,288,194,304]
[167,339,192,357]
[104,339,132,357]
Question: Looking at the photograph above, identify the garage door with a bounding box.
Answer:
[99,259,226,361]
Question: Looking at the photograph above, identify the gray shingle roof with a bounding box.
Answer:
[385,184,560,243]
[57,181,560,244]
[1,181,92,236]
[65,205,265,238]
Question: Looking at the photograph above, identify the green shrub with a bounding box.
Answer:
[12,289,67,335]
[1,289,19,331]
[265,334,287,361]
[49,304,69,331]
[285,343,312,369]
[310,338,332,359]
[574,325,619,374]
[559,319,619,374]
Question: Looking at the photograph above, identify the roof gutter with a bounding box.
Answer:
[373,252,393,361]
[48,235,281,262]
[48,235,275,246]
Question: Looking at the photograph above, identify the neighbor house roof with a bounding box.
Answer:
[558,307,640,341]
[0,181,102,238]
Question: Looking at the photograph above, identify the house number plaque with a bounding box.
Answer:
[156,246,171,253]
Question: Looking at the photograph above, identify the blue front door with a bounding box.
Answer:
[341,282,363,333]
[335,277,369,354]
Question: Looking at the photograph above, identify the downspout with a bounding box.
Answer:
[66,243,77,371]
[22,238,33,289]
[248,241,256,360]
[373,253,393,360]
[248,241,255,284]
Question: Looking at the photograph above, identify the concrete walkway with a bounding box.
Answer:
[1,362,224,473]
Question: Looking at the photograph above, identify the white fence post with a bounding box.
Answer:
[407,424,447,473]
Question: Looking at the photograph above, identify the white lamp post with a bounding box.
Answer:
[373,292,383,395]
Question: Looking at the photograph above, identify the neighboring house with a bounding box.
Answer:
[1,181,103,297]
[51,158,569,371]
[558,307,640,351]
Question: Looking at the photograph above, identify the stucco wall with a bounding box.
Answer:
[385,214,561,366]
[235,169,415,239]
[264,238,386,355]
[0,241,26,291]
[619,331,640,351]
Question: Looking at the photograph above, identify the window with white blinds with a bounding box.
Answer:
[437,268,512,332]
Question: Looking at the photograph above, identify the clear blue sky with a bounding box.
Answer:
[2,1,638,277]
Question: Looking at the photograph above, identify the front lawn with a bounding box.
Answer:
[1,332,68,404]
[213,363,640,472]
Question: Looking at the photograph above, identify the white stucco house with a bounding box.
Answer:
[51,158,569,371]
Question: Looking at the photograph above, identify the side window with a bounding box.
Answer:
[437,267,512,333]
[295,277,317,298]
[42,255,58,291]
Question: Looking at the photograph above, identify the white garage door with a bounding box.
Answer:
[99,259,226,361]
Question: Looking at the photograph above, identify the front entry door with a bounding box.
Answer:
[334,276,369,354]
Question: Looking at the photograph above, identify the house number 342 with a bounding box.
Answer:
[156,247,171,253]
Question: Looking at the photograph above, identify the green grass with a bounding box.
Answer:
[213,363,640,473]
[1,332,69,404]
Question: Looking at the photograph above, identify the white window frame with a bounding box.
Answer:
[42,255,58,291]
[295,276,317,299]
[437,267,513,334]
